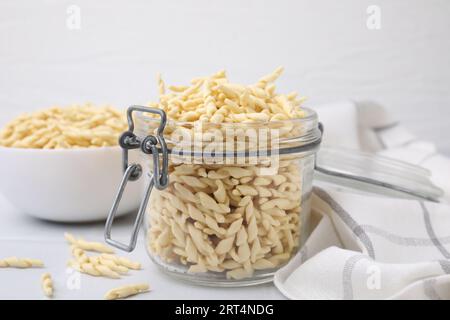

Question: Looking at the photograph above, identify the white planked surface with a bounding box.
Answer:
[0,0,449,154]
[0,194,284,300]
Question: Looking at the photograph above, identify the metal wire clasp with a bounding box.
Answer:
[104,106,169,252]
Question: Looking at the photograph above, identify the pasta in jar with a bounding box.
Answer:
[134,67,321,285]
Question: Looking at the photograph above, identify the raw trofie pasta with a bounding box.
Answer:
[41,273,53,297]
[149,67,305,123]
[145,67,308,281]
[65,233,141,279]
[0,257,44,268]
[104,283,150,300]
[0,103,126,149]
[64,232,114,254]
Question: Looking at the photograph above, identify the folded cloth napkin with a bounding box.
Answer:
[274,101,450,300]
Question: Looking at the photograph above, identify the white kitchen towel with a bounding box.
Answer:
[274,101,450,300]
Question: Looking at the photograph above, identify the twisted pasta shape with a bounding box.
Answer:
[41,273,53,297]
[64,233,114,253]
[100,254,142,270]
[157,73,165,96]
[66,233,142,279]
[68,260,121,279]
[0,257,44,268]
[68,248,141,279]
[104,283,149,300]
[94,256,129,274]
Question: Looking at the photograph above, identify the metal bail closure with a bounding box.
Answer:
[105,106,169,252]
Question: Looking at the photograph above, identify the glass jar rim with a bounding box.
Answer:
[136,106,318,127]
[135,107,322,157]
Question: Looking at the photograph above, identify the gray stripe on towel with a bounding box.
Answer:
[438,260,450,274]
[361,225,450,246]
[342,254,367,300]
[421,202,450,259]
[314,187,375,258]
[423,279,442,300]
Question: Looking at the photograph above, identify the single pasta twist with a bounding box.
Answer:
[71,246,89,263]
[100,254,142,270]
[41,273,53,297]
[64,233,114,254]
[157,73,165,96]
[104,283,149,300]
[0,257,44,268]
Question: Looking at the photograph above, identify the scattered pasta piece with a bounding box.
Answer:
[100,254,142,270]
[104,283,150,300]
[64,233,114,254]
[41,273,54,297]
[68,260,121,279]
[66,237,142,279]
[0,257,44,268]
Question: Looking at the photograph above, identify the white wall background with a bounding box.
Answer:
[1,0,449,154]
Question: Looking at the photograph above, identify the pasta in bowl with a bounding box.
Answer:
[0,104,143,222]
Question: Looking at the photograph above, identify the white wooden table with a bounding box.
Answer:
[0,194,284,300]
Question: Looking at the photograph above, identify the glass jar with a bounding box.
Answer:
[104,105,443,287]
[141,110,320,286]
[105,105,322,286]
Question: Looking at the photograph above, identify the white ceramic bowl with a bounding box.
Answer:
[0,146,143,222]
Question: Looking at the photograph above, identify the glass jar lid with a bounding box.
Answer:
[315,147,444,202]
